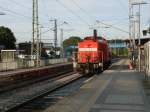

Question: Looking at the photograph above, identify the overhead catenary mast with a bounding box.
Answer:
[130,0,147,71]
[31,0,40,67]
[129,0,136,64]
[129,0,133,47]
[129,0,133,60]
[60,28,64,58]
[54,19,57,48]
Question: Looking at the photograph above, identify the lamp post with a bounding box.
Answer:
[132,1,147,71]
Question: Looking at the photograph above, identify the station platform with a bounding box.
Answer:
[44,59,149,112]
[0,62,73,90]
[0,62,72,77]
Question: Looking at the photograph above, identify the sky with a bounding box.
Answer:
[0,0,149,45]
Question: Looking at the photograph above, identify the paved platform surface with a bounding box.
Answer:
[43,59,149,112]
[0,62,72,77]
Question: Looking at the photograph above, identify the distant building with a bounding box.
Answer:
[18,42,58,58]
[107,40,126,48]
[42,43,55,58]
[64,45,77,58]
[107,39,128,57]
[124,38,150,49]
[18,42,31,55]
[42,43,53,50]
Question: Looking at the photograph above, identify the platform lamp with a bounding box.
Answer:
[132,1,147,72]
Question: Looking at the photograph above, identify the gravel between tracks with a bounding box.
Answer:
[0,72,82,112]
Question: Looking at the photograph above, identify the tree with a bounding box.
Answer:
[63,36,82,56]
[0,26,16,49]
[63,36,82,48]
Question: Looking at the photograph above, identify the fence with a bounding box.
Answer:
[0,58,68,72]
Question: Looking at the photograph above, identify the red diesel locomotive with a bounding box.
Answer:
[77,30,111,74]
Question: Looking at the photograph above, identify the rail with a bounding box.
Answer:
[0,72,82,112]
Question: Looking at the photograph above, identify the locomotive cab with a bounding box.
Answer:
[77,30,110,75]
[77,37,105,74]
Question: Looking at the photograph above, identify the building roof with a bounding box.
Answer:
[124,37,150,45]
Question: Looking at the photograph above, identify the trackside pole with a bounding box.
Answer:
[73,52,77,72]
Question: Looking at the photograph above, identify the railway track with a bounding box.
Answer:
[0,63,73,93]
[0,70,73,93]
[13,76,93,112]
[8,60,115,112]
[0,64,73,94]
[0,72,82,112]
[0,60,113,112]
